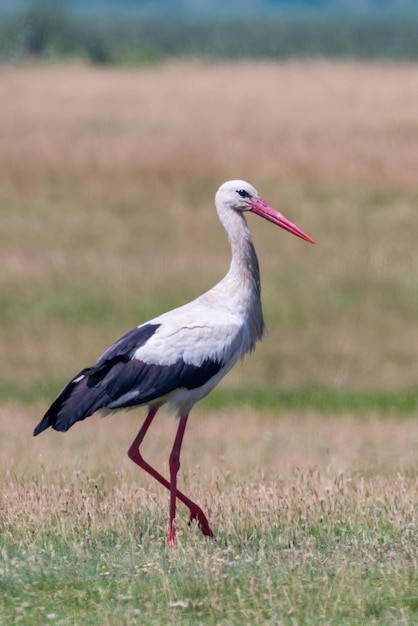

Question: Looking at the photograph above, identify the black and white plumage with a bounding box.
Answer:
[34,179,314,546]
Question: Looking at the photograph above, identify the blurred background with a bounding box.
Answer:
[2,0,418,64]
[1,0,418,412]
[2,6,418,621]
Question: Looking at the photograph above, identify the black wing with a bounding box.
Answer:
[34,322,223,435]
[33,323,159,435]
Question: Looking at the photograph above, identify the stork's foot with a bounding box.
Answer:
[166,507,213,547]
[188,505,214,538]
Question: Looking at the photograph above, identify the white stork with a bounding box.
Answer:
[34,180,314,547]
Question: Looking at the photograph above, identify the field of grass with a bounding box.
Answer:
[1,406,417,624]
[0,61,417,624]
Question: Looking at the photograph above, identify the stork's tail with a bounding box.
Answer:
[33,368,106,436]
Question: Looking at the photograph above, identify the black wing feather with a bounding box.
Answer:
[33,323,160,435]
[34,322,223,436]
[104,357,223,409]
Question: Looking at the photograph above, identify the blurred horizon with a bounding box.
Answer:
[2,0,418,63]
[1,0,418,17]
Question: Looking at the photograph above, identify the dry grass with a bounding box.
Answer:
[3,402,417,554]
[1,407,417,624]
[2,405,417,519]
[1,61,418,187]
[3,405,418,477]
[1,62,418,393]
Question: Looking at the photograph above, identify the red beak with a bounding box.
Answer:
[249,198,315,244]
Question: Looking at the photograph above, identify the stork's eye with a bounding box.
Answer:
[237,189,251,199]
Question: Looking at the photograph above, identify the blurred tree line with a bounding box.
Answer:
[1,0,418,64]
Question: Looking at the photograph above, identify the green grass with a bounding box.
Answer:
[1,471,417,625]
[2,381,418,417]
[204,386,418,416]
[3,177,418,392]
[2,542,416,625]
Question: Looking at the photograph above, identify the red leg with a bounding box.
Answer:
[127,407,214,542]
[167,414,188,547]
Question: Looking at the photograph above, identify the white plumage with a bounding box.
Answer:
[34,179,314,546]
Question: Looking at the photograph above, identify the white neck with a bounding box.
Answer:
[222,209,261,290]
[215,204,265,351]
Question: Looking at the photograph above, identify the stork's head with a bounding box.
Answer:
[215,179,314,244]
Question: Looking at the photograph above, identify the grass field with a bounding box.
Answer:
[0,61,417,624]
[1,406,417,625]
